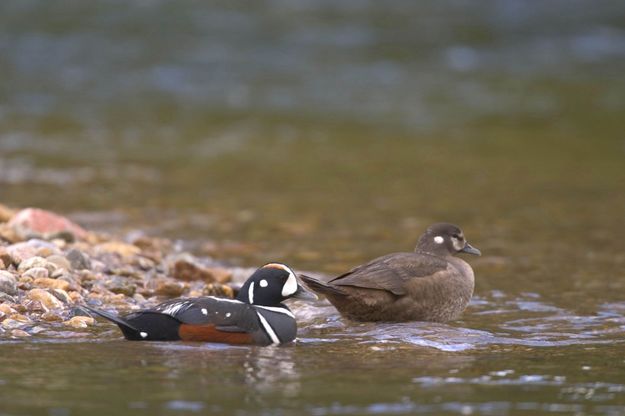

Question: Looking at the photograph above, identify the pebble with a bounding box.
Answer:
[22,267,50,280]
[46,254,72,271]
[63,316,95,328]
[0,246,12,267]
[18,256,57,274]
[8,240,61,264]
[11,329,31,338]
[102,277,136,297]
[150,277,186,297]
[96,242,141,258]
[66,249,91,270]
[33,277,70,291]
[27,289,64,311]
[0,270,18,296]
[171,258,232,283]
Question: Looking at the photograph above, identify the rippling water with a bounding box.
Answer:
[2,0,625,415]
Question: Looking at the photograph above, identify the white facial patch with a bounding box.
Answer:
[140,332,148,338]
[281,272,298,297]
[259,279,268,288]
[434,236,444,244]
[452,237,464,251]
[248,282,255,304]
[201,308,208,315]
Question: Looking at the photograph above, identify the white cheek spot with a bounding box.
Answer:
[201,308,208,315]
[434,236,444,244]
[281,273,297,297]
[259,279,268,288]
[140,332,148,338]
[225,312,231,318]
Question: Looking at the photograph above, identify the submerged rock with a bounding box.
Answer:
[63,316,95,328]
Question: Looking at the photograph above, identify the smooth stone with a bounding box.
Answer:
[150,277,185,297]
[22,267,50,280]
[10,329,31,338]
[66,249,92,270]
[0,270,18,296]
[63,316,95,328]
[0,246,12,267]
[8,208,88,241]
[33,277,70,291]
[0,204,15,222]
[6,240,59,265]
[18,256,57,274]
[27,288,64,310]
[171,258,232,283]
[95,242,141,258]
[46,254,72,271]
[0,304,16,315]
[103,277,136,297]
[41,311,63,322]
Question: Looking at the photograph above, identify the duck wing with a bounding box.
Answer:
[328,252,449,296]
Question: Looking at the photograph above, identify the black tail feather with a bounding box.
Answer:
[83,305,181,341]
[298,274,346,297]
[83,305,146,340]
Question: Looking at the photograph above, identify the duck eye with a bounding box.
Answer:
[452,234,462,240]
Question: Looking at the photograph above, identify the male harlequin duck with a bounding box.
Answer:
[300,223,480,323]
[86,263,317,346]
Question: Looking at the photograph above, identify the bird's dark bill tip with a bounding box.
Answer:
[461,243,481,256]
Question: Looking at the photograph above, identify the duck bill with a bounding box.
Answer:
[291,283,318,301]
[461,243,481,256]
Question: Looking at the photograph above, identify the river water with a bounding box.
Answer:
[1,1,625,415]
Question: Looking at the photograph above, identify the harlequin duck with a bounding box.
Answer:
[86,263,317,345]
[300,223,480,322]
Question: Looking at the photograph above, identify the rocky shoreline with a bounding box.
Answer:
[0,204,252,339]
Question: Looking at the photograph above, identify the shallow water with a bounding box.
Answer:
[2,0,625,415]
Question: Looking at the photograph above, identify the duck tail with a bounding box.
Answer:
[298,274,346,297]
[82,305,142,339]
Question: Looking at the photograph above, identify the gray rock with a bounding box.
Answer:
[0,270,17,296]
[66,249,92,270]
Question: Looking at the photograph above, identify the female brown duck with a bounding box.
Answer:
[300,223,480,322]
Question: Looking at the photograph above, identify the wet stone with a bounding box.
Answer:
[27,289,64,311]
[11,329,31,338]
[63,316,95,328]
[103,277,136,297]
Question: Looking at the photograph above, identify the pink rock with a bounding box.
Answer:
[8,208,88,240]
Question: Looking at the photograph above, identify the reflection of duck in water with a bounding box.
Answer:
[86,263,316,345]
[244,346,300,399]
[300,223,480,322]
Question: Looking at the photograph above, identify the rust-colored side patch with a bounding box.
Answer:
[178,324,254,344]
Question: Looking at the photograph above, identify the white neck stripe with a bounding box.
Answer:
[248,282,255,304]
[255,305,295,319]
[256,312,280,344]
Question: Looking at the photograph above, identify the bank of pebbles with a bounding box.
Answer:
[0,204,252,339]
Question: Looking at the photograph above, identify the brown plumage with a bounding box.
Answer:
[300,223,481,322]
